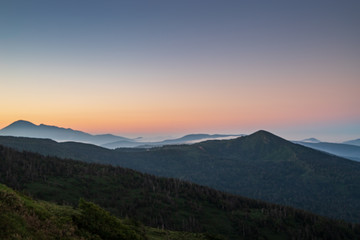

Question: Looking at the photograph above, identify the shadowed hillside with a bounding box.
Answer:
[1,145,360,239]
[1,131,360,223]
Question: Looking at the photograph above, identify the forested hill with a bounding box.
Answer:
[1,145,359,239]
[1,131,360,223]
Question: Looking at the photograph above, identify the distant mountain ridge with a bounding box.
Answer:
[0,120,133,146]
[344,138,360,147]
[1,120,242,148]
[102,133,243,149]
[301,137,321,143]
[295,141,360,162]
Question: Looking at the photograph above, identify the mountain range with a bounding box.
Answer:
[0,120,132,146]
[2,120,359,161]
[1,130,360,223]
[1,144,359,239]
[0,120,241,148]
[102,134,242,149]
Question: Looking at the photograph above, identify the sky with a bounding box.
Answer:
[1,0,359,142]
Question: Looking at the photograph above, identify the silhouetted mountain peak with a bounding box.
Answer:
[246,130,286,144]
[3,120,36,130]
[0,120,131,145]
[252,130,273,136]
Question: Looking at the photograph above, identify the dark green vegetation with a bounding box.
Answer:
[1,145,360,239]
[1,131,360,223]
[0,183,142,240]
[0,182,215,240]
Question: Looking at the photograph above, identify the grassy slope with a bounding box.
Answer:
[0,183,80,240]
[0,183,213,240]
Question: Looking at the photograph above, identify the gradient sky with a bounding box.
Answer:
[1,0,359,141]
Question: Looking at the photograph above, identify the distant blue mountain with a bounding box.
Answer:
[344,139,360,147]
[1,120,243,149]
[301,138,321,143]
[295,141,360,162]
[102,133,243,149]
[0,120,132,146]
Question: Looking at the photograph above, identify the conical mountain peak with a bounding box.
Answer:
[2,120,37,130]
[245,130,288,145]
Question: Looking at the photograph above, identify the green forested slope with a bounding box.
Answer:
[0,145,359,239]
[1,131,360,223]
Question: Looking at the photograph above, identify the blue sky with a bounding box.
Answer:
[1,0,359,141]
